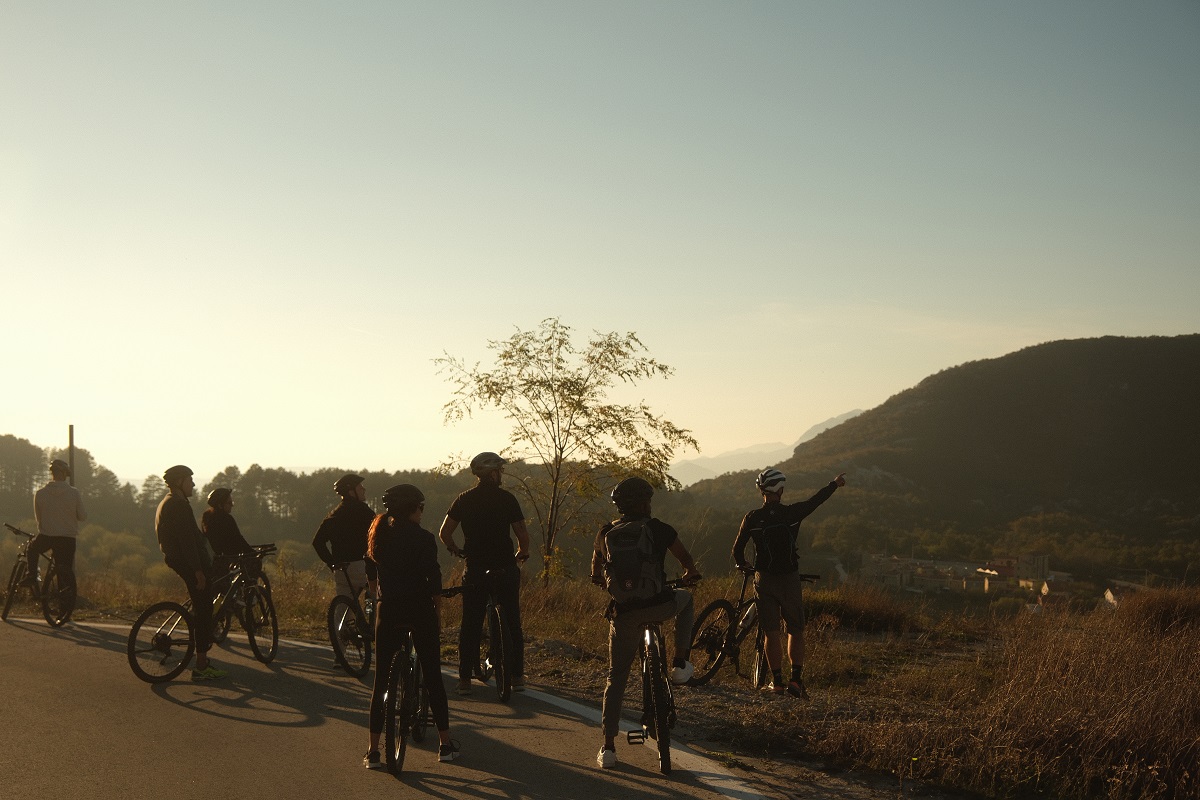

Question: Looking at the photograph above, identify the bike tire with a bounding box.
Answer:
[410,654,431,742]
[688,599,734,686]
[752,625,770,689]
[244,585,279,664]
[211,604,232,643]
[40,564,73,627]
[327,594,371,677]
[2,559,26,621]
[384,648,412,773]
[647,634,673,774]
[127,601,195,683]
[486,604,512,703]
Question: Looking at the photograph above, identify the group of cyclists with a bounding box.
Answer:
[13,451,846,773]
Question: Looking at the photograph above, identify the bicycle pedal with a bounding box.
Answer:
[625,730,646,745]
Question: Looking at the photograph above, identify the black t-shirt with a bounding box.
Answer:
[312,498,376,565]
[591,516,679,612]
[446,483,525,569]
[370,517,441,604]
[201,509,253,557]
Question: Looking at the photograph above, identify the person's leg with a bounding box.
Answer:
[497,566,525,678]
[669,589,695,666]
[21,535,52,585]
[178,570,214,670]
[365,601,398,766]
[457,578,488,688]
[777,573,808,698]
[601,610,644,747]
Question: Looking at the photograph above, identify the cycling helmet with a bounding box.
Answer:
[333,473,364,497]
[469,452,507,477]
[163,464,193,486]
[611,477,654,512]
[381,484,425,514]
[49,458,72,477]
[755,468,786,494]
[207,487,232,508]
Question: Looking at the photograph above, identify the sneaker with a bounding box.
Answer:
[764,680,787,694]
[191,665,228,681]
[438,740,461,762]
[512,675,526,692]
[596,747,617,768]
[363,750,383,770]
[787,679,810,700]
[669,661,694,685]
[455,678,472,696]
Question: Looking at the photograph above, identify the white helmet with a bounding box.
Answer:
[755,468,786,493]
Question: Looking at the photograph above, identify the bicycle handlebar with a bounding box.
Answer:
[4,523,33,538]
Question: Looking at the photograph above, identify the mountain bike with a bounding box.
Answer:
[2,523,75,627]
[326,562,374,678]
[126,547,280,682]
[626,578,690,775]
[688,568,820,687]
[442,567,515,702]
[382,625,433,773]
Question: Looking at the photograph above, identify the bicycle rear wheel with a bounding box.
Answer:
[688,599,734,686]
[128,601,195,683]
[327,595,371,677]
[484,604,512,702]
[40,564,74,627]
[244,585,279,663]
[410,654,431,742]
[384,648,413,773]
[752,625,770,689]
[646,635,673,774]
[2,558,27,621]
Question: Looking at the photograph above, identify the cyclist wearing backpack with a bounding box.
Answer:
[589,476,700,769]
[732,468,845,699]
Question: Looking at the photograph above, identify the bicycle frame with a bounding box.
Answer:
[3,522,74,626]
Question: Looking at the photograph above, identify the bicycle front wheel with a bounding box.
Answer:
[2,558,27,621]
[128,601,195,683]
[244,585,279,663]
[40,564,74,627]
[688,599,734,686]
[752,626,771,689]
[484,604,512,702]
[384,648,413,773]
[410,654,431,742]
[327,595,371,677]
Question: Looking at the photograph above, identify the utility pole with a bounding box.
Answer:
[68,424,75,486]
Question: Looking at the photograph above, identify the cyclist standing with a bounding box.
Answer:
[732,468,846,699]
[312,473,378,606]
[438,452,530,696]
[21,459,86,596]
[364,484,459,768]
[156,464,225,681]
[589,476,700,769]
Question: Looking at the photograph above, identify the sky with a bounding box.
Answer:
[3,1,1198,488]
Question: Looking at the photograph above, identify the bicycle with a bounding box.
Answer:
[326,562,375,678]
[625,577,691,775]
[126,546,280,682]
[381,624,434,773]
[442,567,515,702]
[211,544,277,651]
[688,568,820,687]
[2,523,75,627]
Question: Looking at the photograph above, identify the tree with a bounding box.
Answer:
[436,318,699,584]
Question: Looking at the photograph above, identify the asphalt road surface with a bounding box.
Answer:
[0,614,764,800]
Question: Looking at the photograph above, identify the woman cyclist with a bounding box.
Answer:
[364,484,460,768]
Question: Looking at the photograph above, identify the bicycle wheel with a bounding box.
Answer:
[327,595,371,677]
[410,654,431,742]
[211,601,232,643]
[484,604,512,702]
[384,648,412,773]
[244,585,279,663]
[688,599,734,686]
[127,601,195,683]
[2,558,26,621]
[40,563,74,627]
[752,625,770,689]
[646,635,673,774]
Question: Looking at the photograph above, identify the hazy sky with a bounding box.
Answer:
[3,1,1198,487]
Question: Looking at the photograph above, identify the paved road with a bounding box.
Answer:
[0,615,762,800]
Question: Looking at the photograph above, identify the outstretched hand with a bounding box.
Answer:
[834,472,847,487]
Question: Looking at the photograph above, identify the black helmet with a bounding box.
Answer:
[163,465,193,486]
[207,487,232,508]
[611,477,654,512]
[334,473,364,497]
[49,459,72,478]
[469,452,507,477]
[381,484,424,514]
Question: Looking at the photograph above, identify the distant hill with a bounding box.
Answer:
[665,335,1200,580]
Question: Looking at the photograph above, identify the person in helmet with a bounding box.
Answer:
[589,476,701,769]
[22,459,87,604]
[312,473,378,606]
[732,468,846,699]
[362,484,460,768]
[201,487,258,593]
[438,451,531,695]
[155,464,226,680]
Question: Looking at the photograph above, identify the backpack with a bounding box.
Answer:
[603,518,664,604]
[755,518,797,574]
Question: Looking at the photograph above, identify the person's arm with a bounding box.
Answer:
[731,515,753,572]
[791,473,846,519]
[311,519,335,566]
[439,516,463,557]
[589,527,608,586]
[512,520,531,563]
[668,537,701,584]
